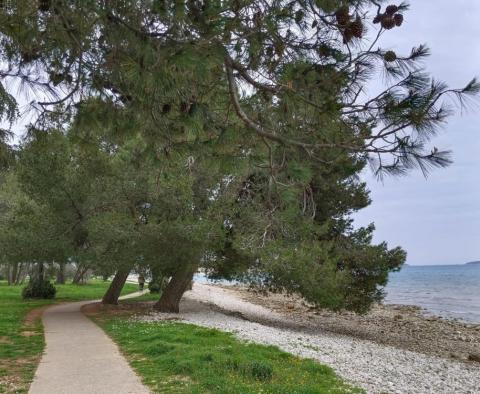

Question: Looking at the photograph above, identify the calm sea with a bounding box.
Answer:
[195,264,480,324]
[385,264,480,323]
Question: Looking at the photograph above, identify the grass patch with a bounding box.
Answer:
[96,317,363,393]
[0,280,138,393]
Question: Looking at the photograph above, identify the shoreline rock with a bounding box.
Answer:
[215,284,480,363]
[137,283,480,394]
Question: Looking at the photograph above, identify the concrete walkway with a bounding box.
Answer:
[29,292,150,394]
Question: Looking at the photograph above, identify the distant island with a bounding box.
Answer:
[465,261,480,265]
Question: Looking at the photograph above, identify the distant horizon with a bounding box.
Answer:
[405,261,479,267]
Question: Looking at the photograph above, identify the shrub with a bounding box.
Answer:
[22,280,57,299]
[247,361,273,381]
[148,281,161,293]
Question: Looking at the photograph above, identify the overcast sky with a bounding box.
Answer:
[354,1,480,265]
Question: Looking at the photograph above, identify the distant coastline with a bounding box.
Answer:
[465,261,480,265]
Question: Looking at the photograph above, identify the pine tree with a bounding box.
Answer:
[0,1,477,311]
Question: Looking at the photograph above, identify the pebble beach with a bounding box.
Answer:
[138,283,480,394]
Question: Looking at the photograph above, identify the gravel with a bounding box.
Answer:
[139,283,480,394]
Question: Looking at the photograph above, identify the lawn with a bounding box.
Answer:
[0,280,138,393]
[95,315,362,394]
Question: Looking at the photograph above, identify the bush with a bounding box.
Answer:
[22,280,57,299]
[148,281,161,293]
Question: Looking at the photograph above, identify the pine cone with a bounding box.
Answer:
[381,15,396,30]
[317,44,330,57]
[394,13,404,26]
[50,73,66,86]
[162,103,171,114]
[38,0,50,12]
[21,50,40,64]
[180,102,190,113]
[385,5,399,15]
[373,13,383,24]
[335,6,350,26]
[343,29,354,44]
[384,50,397,62]
[350,17,364,38]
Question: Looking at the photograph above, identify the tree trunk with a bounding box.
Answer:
[11,263,21,285]
[72,264,82,284]
[56,262,66,284]
[153,265,196,313]
[72,263,89,284]
[37,262,44,282]
[15,263,27,285]
[7,263,14,285]
[101,268,130,305]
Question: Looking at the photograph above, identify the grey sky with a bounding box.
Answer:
[355,1,480,265]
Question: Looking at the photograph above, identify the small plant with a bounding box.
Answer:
[247,361,273,381]
[200,352,214,362]
[224,358,240,372]
[22,280,57,299]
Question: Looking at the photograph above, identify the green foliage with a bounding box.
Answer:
[22,280,56,300]
[247,361,273,381]
[250,227,405,313]
[0,0,475,312]
[0,1,475,176]
[0,83,17,125]
[148,281,161,294]
[96,318,362,393]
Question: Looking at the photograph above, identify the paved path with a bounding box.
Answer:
[29,292,150,394]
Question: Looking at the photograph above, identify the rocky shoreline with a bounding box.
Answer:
[136,283,480,393]
[225,285,480,364]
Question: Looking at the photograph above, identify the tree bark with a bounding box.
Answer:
[7,263,14,285]
[72,263,89,284]
[72,264,82,284]
[15,263,27,285]
[37,262,45,282]
[101,268,130,305]
[153,265,196,313]
[11,263,20,285]
[56,262,66,284]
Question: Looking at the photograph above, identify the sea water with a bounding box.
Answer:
[195,264,480,324]
[385,264,480,323]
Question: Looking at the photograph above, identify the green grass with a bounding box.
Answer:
[96,318,363,394]
[0,280,138,393]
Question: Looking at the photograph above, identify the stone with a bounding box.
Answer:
[468,353,480,363]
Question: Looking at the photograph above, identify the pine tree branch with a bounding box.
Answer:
[226,55,279,93]
[37,55,83,107]
[225,57,337,153]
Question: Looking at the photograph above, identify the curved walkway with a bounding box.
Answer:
[29,292,150,394]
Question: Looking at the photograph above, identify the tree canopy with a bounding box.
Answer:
[0,0,476,312]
